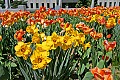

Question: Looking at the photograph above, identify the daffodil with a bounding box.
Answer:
[26,25,39,34]
[35,43,50,52]
[32,33,40,43]
[78,33,85,45]
[61,35,72,50]
[46,32,62,49]
[40,32,46,41]
[15,42,31,60]
[65,26,74,35]
[30,50,52,70]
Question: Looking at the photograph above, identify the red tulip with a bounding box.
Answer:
[103,40,116,51]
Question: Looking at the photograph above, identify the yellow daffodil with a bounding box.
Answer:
[32,33,40,43]
[35,43,50,52]
[78,33,85,45]
[15,42,32,60]
[61,35,72,50]
[40,32,46,41]
[30,50,52,70]
[65,27,74,35]
[42,40,55,50]
[26,25,38,34]
[46,32,62,49]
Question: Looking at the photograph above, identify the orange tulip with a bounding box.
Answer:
[56,18,64,23]
[60,22,71,30]
[90,67,113,80]
[106,34,112,39]
[117,18,120,24]
[82,27,94,35]
[103,40,116,51]
[90,31,103,40]
[47,9,56,16]
[44,20,55,26]
[76,23,85,30]
[26,18,35,25]
[14,29,25,41]
[97,16,106,25]
[39,6,46,12]
[106,18,116,29]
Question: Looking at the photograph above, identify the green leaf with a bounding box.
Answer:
[80,64,85,74]
[19,63,30,80]
[70,60,78,73]
[0,67,9,80]
[83,48,91,59]
[98,39,104,50]
[82,72,93,80]
[11,62,17,67]
[57,52,68,76]
[97,60,104,69]
[97,51,103,57]
[0,65,4,77]
[78,50,82,56]
[106,51,112,58]
[86,63,90,69]
[0,57,4,60]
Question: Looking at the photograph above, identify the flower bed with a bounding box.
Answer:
[0,6,120,80]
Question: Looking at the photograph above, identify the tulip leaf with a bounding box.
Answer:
[106,51,112,58]
[97,51,103,57]
[86,63,90,69]
[82,72,93,80]
[97,60,104,69]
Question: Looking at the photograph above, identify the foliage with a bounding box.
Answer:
[76,0,92,8]
[10,1,27,8]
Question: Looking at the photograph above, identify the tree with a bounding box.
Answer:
[76,0,97,8]
[75,0,92,8]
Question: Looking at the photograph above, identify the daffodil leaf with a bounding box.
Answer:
[11,62,17,67]
[83,48,91,59]
[0,65,4,77]
[78,50,82,56]
[80,64,85,74]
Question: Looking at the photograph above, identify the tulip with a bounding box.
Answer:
[103,40,116,51]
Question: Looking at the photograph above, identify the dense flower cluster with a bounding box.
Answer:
[0,10,30,26]
[14,21,91,69]
[76,22,103,40]
[1,6,118,79]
